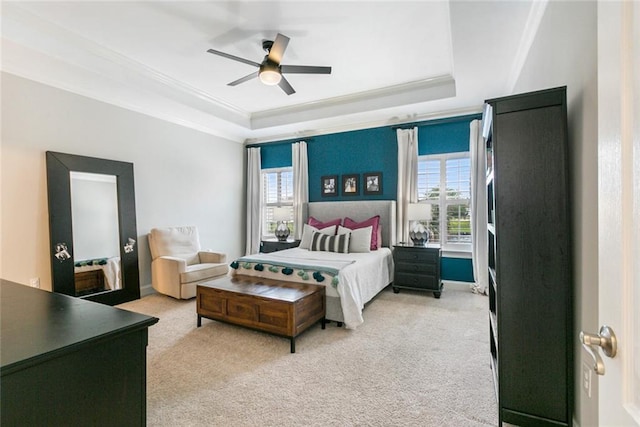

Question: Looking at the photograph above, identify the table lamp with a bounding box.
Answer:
[407,203,431,246]
[272,207,291,242]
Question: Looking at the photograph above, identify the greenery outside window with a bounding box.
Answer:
[417,152,471,252]
[262,167,294,239]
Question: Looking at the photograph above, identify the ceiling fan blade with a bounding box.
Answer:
[228,71,259,86]
[268,33,290,64]
[206,49,260,68]
[278,76,296,95]
[280,65,332,75]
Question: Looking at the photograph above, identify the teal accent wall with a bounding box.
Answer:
[307,127,397,201]
[419,120,474,155]
[257,114,480,194]
[261,142,292,169]
[441,257,474,283]
[251,113,481,283]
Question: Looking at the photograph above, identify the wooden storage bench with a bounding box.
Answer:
[196,275,325,353]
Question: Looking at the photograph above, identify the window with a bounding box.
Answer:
[262,167,294,238]
[417,152,471,251]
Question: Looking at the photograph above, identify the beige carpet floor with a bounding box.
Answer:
[119,284,498,427]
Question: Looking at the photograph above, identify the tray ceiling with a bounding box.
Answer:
[1,1,539,143]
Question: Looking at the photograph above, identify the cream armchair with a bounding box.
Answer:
[148,226,228,299]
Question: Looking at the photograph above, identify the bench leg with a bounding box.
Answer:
[197,315,202,327]
[321,318,326,330]
[290,338,295,353]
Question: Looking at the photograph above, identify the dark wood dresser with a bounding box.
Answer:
[392,244,442,298]
[0,279,158,426]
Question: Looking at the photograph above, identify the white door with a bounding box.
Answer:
[597,2,639,425]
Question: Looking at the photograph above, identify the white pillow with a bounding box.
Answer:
[338,225,372,253]
[299,224,337,249]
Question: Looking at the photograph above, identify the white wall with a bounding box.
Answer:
[512,2,598,426]
[1,72,245,292]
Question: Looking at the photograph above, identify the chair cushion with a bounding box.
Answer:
[180,263,228,284]
[149,226,201,265]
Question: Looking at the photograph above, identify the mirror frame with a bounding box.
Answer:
[46,151,140,305]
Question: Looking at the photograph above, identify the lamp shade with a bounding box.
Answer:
[272,207,290,222]
[407,203,431,221]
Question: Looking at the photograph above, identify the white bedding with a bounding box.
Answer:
[74,256,121,290]
[230,247,393,329]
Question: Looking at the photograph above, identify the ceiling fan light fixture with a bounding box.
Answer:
[259,60,282,86]
[259,69,282,85]
[207,33,330,95]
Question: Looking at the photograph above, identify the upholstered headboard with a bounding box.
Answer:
[304,201,396,248]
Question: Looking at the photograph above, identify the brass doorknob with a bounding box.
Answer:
[579,325,617,375]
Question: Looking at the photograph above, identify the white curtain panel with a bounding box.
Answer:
[396,127,419,243]
[245,147,262,255]
[292,141,309,240]
[469,120,489,294]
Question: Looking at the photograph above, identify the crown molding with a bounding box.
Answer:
[505,0,548,94]
[1,38,249,143]
[2,3,251,128]
[244,105,482,145]
[250,75,456,129]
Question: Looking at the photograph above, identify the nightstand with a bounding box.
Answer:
[260,239,301,253]
[392,243,442,298]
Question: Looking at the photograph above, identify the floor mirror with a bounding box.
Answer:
[46,151,140,305]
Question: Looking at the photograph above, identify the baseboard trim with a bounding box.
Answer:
[443,280,475,291]
[140,283,155,297]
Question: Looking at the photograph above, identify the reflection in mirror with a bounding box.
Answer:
[70,172,122,296]
[46,151,140,306]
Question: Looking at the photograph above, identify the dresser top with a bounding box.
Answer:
[0,279,158,373]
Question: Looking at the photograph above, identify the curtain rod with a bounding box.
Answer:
[390,113,482,130]
[246,139,313,149]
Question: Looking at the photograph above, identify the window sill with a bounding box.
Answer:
[442,249,472,259]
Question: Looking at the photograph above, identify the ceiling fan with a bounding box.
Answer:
[206,33,332,95]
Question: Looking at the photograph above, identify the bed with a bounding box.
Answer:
[74,256,121,294]
[230,200,396,329]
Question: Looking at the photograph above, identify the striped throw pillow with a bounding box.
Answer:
[310,231,350,253]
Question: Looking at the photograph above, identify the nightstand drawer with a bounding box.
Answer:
[394,248,439,263]
[394,272,440,290]
[395,261,437,275]
[260,240,301,253]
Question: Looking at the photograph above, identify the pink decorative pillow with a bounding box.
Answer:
[308,216,342,229]
[343,215,381,250]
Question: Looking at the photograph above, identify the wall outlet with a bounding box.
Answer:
[582,362,592,398]
[29,277,40,288]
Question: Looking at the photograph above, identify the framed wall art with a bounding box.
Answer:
[321,175,338,197]
[363,172,383,195]
[342,174,359,196]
